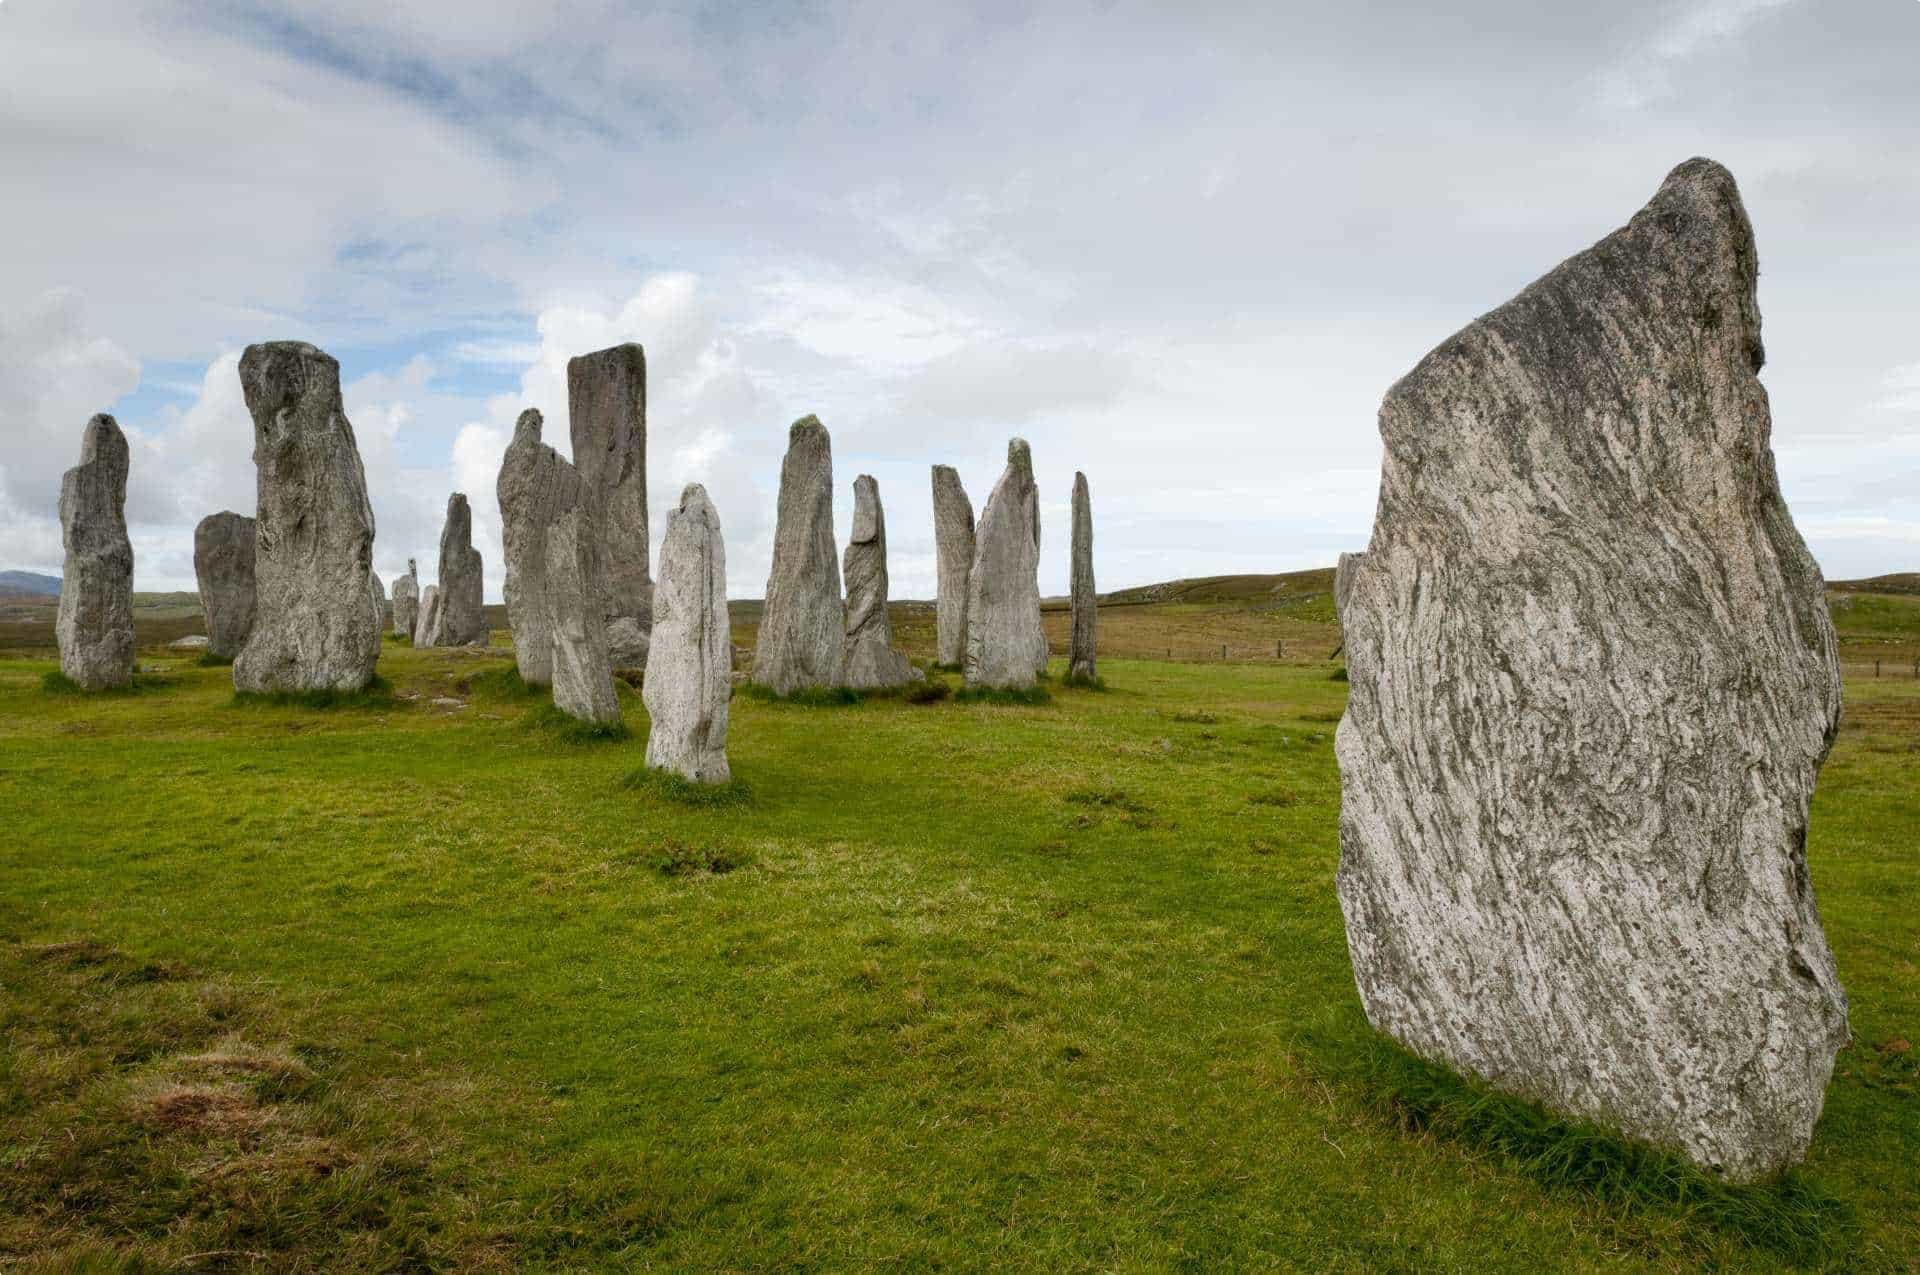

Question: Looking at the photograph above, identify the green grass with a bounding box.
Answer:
[524,700,632,742]
[739,681,864,707]
[195,650,233,667]
[0,643,1915,1269]
[230,675,397,711]
[622,766,756,809]
[952,682,1053,705]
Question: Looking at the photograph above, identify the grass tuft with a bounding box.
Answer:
[467,665,543,702]
[230,676,396,711]
[525,702,631,743]
[1061,672,1108,691]
[622,766,755,808]
[954,683,1052,706]
[651,838,754,878]
[905,678,953,704]
[740,682,863,707]
[1329,666,1349,682]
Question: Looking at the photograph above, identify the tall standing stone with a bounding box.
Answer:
[1334,158,1847,1181]
[414,585,442,648]
[497,408,571,686]
[752,416,844,695]
[931,465,975,669]
[233,342,379,694]
[55,414,135,689]
[964,439,1046,689]
[545,493,621,728]
[435,493,486,647]
[839,475,918,690]
[193,511,256,661]
[644,484,730,782]
[391,560,419,638]
[568,343,650,666]
[1068,472,1096,683]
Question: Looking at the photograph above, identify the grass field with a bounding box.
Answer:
[2,595,1917,1271]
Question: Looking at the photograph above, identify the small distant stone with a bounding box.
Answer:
[169,634,210,650]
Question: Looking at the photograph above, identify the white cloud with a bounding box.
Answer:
[0,289,142,514]
[1598,0,1797,110]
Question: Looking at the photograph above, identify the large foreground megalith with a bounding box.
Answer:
[931,465,975,669]
[498,408,570,686]
[233,342,380,693]
[1068,471,1096,683]
[964,439,1046,689]
[752,416,843,694]
[391,560,420,638]
[194,511,256,661]
[1333,158,1847,1181]
[644,484,731,782]
[435,493,486,647]
[840,475,918,690]
[568,343,651,667]
[56,414,135,689]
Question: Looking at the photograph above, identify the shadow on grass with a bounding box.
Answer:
[1337,1033,1856,1265]
[195,652,234,668]
[953,682,1052,706]
[621,766,754,809]
[1061,672,1109,691]
[739,682,863,707]
[229,676,398,711]
[42,670,173,696]
[522,701,631,743]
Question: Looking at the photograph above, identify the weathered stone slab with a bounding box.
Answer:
[193,510,256,661]
[644,483,730,782]
[414,585,442,647]
[497,408,571,685]
[964,439,1046,688]
[232,342,380,693]
[840,475,918,690]
[368,568,387,632]
[435,493,487,647]
[545,500,621,727]
[1068,471,1096,682]
[56,414,135,689]
[1334,158,1848,1181]
[931,464,975,668]
[391,560,419,638]
[751,416,844,694]
[568,343,652,642]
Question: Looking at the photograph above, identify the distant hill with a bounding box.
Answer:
[1832,573,1920,596]
[0,570,60,596]
[1094,568,1337,607]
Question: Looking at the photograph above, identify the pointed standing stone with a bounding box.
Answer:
[752,416,844,695]
[1068,472,1096,683]
[193,511,256,661]
[931,465,975,669]
[644,484,731,782]
[964,439,1045,689]
[233,343,380,693]
[391,560,419,638]
[1335,159,1847,1181]
[568,344,651,666]
[56,414,135,689]
[838,475,919,690]
[414,585,442,648]
[497,408,571,686]
[545,496,621,728]
[435,493,486,646]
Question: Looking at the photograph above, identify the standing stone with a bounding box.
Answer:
[964,439,1046,689]
[368,568,387,632]
[568,344,651,666]
[497,408,571,686]
[931,465,975,669]
[391,560,419,639]
[838,475,918,690]
[233,342,380,693]
[1068,472,1096,683]
[751,416,844,694]
[435,493,486,647]
[1334,158,1847,1181]
[193,511,256,661]
[414,585,442,647]
[644,484,730,781]
[545,496,621,727]
[55,414,135,689]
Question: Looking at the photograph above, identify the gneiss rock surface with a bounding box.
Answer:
[497,408,571,686]
[839,475,919,690]
[545,497,621,727]
[568,343,651,646]
[368,568,387,631]
[964,439,1046,689]
[232,342,380,693]
[1333,158,1847,1181]
[1068,471,1096,683]
[414,585,442,647]
[644,484,730,782]
[752,416,844,695]
[391,560,420,638]
[56,414,135,689]
[435,493,486,646]
[193,510,256,661]
[930,464,975,668]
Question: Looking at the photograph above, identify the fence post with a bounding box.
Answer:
[1874,660,1881,677]
[1276,639,1284,660]
[1221,644,1227,661]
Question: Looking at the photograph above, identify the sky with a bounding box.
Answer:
[1,0,1916,601]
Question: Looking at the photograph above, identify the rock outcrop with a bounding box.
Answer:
[839,475,918,690]
[56,414,135,689]
[568,344,651,653]
[644,484,731,782]
[414,585,442,647]
[1333,158,1848,1182]
[193,510,256,661]
[931,464,975,668]
[435,493,486,647]
[232,342,380,693]
[391,560,420,638]
[964,439,1046,688]
[498,408,573,685]
[545,498,621,728]
[751,416,844,694]
[1068,471,1096,682]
